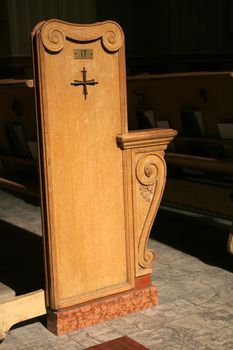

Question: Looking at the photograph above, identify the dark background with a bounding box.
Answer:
[1,0,233,77]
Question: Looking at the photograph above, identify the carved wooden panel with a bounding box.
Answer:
[32,20,134,310]
[32,18,177,311]
[117,129,177,277]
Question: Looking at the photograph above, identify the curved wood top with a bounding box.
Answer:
[39,19,124,53]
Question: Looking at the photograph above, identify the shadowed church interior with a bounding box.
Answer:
[0,1,232,349]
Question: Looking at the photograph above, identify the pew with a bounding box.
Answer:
[0,19,176,339]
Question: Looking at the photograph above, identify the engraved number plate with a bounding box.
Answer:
[74,49,93,59]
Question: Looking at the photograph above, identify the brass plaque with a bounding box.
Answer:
[74,49,93,59]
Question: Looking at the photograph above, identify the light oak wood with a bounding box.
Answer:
[32,19,133,309]
[118,129,177,276]
[117,129,177,149]
[31,19,176,311]
[0,290,46,340]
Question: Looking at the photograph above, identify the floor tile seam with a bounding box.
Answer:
[67,337,88,349]
[191,302,232,313]
[70,339,100,349]
[0,346,25,350]
[161,314,201,329]
[11,334,58,346]
[162,311,202,324]
[160,322,216,342]
[193,307,233,322]
[168,335,214,350]
[17,337,82,350]
[129,308,188,327]
[103,326,137,338]
[110,320,169,334]
[66,333,88,345]
[104,314,157,335]
[191,325,233,342]
[94,321,136,336]
[225,322,233,330]
[151,339,213,350]
[127,328,208,349]
[169,336,214,350]
[166,272,227,283]
[186,296,227,306]
[143,306,203,321]
[165,297,203,308]
[134,321,183,335]
[165,308,233,327]
[192,324,233,342]
[219,301,233,308]
[163,320,219,339]
[164,298,208,313]
[69,332,104,345]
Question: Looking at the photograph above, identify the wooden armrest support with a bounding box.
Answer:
[116,128,177,277]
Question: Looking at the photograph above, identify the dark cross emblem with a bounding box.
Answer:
[71,67,98,99]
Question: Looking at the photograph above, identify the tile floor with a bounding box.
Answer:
[0,189,232,349]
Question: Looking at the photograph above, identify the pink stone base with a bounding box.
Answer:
[47,285,158,335]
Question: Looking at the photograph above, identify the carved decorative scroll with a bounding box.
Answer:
[136,154,159,186]
[117,129,177,277]
[135,153,166,271]
[40,19,124,53]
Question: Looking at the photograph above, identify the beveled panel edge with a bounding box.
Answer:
[116,128,178,150]
[31,28,59,309]
[53,281,133,310]
[122,150,136,286]
[53,152,136,310]
[39,19,124,53]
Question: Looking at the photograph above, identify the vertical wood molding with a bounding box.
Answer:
[134,151,166,275]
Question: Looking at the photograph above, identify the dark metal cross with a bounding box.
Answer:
[71,67,98,99]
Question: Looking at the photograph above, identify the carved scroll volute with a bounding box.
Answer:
[40,19,124,53]
[134,151,166,276]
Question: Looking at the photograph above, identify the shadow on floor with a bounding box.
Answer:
[0,207,231,298]
[0,219,44,295]
[152,209,233,272]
